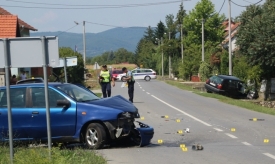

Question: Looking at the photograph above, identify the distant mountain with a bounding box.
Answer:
[30,27,149,57]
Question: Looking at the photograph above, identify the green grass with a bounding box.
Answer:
[0,146,107,164]
[165,80,275,116]
[95,93,102,97]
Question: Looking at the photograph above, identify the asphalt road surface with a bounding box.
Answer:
[98,80,275,164]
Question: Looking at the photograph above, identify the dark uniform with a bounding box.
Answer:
[126,70,135,103]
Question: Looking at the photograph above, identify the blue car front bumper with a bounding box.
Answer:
[135,121,154,147]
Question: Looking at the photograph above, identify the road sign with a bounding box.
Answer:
[0,37,59,162]
[54,57,77,68]
[94,62,100,69]
[0,37,59,68]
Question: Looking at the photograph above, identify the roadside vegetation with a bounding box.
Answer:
[165,80,275,116]
[0,146,106,164]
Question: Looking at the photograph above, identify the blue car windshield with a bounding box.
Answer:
[54,84,100,102]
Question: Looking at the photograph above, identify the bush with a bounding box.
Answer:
[199,62,212,82]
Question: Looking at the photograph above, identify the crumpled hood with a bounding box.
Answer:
[88,95,138,113]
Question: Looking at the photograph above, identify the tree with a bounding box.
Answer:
[165,14,177,39]
[176,2,187,25]
[154,21,166,40]
[108,51,114,61]
[183,0,225,47]
[236,1,275,79]
[143,26,155,43]
[54,47,85,84]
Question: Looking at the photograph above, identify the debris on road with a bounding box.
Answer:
[185,128,190,133]
[192,144,204,151]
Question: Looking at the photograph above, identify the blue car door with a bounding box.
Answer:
[0,87,31,140]
[29,87,76,139]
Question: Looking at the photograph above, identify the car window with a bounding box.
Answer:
[0,88,26,108]
[55,84,100,102]
[30,87,67,108]
[145,70,152,72]
[210,76,223,84]
[132,70,137,73]
[228,80,239,88]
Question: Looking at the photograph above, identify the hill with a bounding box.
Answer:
[30,27,149,57]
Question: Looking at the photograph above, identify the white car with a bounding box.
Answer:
[117,68,157,81]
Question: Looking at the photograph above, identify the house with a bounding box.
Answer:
[0,7,51,80]
[222,19,240,52]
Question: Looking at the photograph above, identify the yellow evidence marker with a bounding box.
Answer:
[182,147,188,152]
[165,115,169,119]
[176,119,181,123]
[177,130,183,134]
[140,117,145,120]
[264,139,269,143]
[158,140,163,144]
[231,128,236,132]
[180,144,185,148]
[253,118,257,121]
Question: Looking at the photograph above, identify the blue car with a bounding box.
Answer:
[0,83,154,149]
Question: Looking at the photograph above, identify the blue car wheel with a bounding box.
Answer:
[85,123,106,149]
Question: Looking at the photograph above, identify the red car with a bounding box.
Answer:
[112,70,123,80]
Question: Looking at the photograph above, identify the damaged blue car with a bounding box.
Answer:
[0,83,154,149]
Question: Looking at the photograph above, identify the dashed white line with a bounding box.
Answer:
[263,153,275,160]
[151,95,212,127]
[213,128,223,132]
[225,133,238,139]
[242,142,252,146]
[146,92,150,94]
[142,90,145,91]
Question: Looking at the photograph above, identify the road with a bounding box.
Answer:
[98,80,275,164]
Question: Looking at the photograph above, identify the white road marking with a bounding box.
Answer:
[242,142,252,146]
[143,90,145,91]
[146,92,150,94]
[213,128,223,132]
[151,95,212,127]
[225,133,238,139]
[263,153,275,160]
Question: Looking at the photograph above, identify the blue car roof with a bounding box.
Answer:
[0,82,67,89]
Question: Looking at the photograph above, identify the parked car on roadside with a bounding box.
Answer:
[117,68,157,81]
[205,75,247,98]
[16,77,44,85]
[111,70,123,80]
[0,83,154,149]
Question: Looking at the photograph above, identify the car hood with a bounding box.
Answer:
[87,95,138,113]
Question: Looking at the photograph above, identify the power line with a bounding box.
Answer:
[6,0,187,7]
[56,24,78,36]
[85,21,128,28]
[2,1,185,9]
[218,0,226,14]
[231,0,263,7]
[243,0,253,4]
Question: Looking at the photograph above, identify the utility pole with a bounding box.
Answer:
[168,32,171,78]
[228,0,232,75]
[83,21,86,81]
[180,24,183,64]
[161,37,164,78]
[202,18,205,61]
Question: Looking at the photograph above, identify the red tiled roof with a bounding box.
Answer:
[0,15,20,38]
[0,7,37,31]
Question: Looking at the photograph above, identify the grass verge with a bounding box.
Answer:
[0,146,106,164]
[95,93,102,97]
[165,80,275,116]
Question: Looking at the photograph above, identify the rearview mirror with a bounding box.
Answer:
[57,100,70,108]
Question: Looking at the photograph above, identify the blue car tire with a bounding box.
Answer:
[85,123,106,149]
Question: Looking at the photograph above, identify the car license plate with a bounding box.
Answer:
[210,82,216,86]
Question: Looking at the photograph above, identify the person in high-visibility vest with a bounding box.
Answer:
[99,65,115,98]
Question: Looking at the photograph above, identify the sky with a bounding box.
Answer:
[1,0,265,34]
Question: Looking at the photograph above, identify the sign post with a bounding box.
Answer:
[53,57,78,83]
[64,57,68,83]
[3,38,13,163]
[0,36,59,162]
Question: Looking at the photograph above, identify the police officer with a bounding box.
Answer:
[99,65,115,98]
[122,67,135,103]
